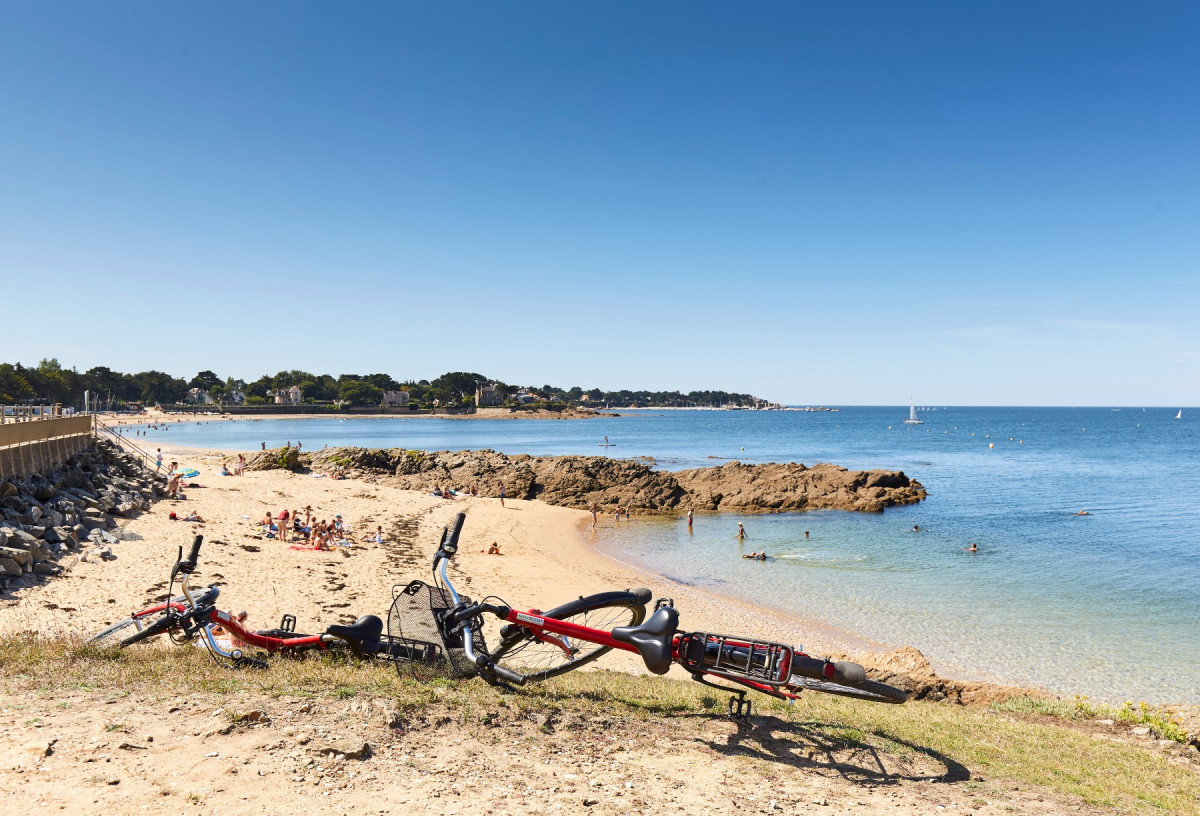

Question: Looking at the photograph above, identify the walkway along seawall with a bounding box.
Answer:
[0,415,94,480]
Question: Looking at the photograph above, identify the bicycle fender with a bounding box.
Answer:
[543,589,649,617]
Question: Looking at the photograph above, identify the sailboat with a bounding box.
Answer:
[903,400,923,425]
[1176,410,1183,419]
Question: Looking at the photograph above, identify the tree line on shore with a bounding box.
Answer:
[0,359,760,411]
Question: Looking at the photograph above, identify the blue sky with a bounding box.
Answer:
[1,2,1196,405]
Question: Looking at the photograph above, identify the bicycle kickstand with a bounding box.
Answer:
[690,672,752,719]
[727,690,752,719]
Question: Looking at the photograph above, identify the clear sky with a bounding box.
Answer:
[1,2,1196,406]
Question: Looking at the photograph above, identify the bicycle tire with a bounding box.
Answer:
[490,590,648,681]
[89,616,144,647]
[789,676,908,704]
[117,612,178,647]
[89,587,218,647]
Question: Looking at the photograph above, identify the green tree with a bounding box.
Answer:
[431,372,487,404]
[246,377,272,401]
[0,363,35,403]
[189,370,222,391]
[338,379,383,406]
[131,370,188,405]
[362,373,400,392]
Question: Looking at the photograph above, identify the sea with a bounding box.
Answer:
[125,406,1199,704]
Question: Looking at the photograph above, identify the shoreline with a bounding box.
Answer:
[3,441,991,696]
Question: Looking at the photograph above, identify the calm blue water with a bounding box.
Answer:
[128,407,1199,703]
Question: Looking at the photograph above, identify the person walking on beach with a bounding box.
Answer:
[736,522,747,540]
[590,502,600,528]
[278,509,290,543]
[261,441,266,451]
[155,448,163,473]
[499,484,505,508]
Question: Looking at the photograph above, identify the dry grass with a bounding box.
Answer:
[3,634,1198,814]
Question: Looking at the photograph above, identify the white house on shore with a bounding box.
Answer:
[383,390,410,407]
[274,386,302,405]
[185,388,215,405]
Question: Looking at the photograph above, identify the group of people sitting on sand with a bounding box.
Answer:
[254,506,356,550]
[431,483,482,500]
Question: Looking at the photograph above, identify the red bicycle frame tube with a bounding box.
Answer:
[199,608,330,654]
[504,608,641,657]
[503,608,803,701]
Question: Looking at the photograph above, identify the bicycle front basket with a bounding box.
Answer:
[387,580,485,678]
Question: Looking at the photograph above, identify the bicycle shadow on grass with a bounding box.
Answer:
[695,714,970,786]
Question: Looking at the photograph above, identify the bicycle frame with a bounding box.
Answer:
[431,513,887,706]
[176,569,354,660]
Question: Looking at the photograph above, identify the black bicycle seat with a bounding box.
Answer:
[612,606,679,675]
[324,614,383,656]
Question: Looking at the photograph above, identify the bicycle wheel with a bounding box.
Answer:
[490,591,647,681]
[789,676,908,704]
[89,616,145,647]
[117,611,178,647]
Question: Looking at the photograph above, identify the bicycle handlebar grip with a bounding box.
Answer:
[186,535,203,565]
[441,513,466,553]
[791,655,867,686]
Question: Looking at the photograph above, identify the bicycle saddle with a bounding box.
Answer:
[325,614,383,656]
[612,606,679,675]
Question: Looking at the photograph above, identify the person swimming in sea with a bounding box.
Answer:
[964,542,978,552]
[1075,510,1090,516]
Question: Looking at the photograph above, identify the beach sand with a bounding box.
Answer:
[2,445,884,680]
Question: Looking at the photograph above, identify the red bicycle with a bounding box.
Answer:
[389,514,907,716]
[88,536,422,668]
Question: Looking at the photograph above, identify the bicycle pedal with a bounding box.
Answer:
[654,598,675,610]
[279,613,297,633]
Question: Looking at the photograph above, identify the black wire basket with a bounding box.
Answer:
[387,580,485,679]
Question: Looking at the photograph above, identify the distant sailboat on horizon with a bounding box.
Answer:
[1176,409,1183,419]
[904,399,923,425]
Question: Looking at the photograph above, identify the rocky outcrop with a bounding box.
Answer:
[0,440,162,592]
[250,447,925,514]
[675,461,926,513]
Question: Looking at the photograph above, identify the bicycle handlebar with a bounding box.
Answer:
[186,535,203,565]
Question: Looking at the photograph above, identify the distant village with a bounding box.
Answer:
[0,360,778,414]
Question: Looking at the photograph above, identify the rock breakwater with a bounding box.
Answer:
[249,447,925,514]
[0,440,161,591]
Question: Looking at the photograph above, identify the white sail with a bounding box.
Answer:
[1176,410,1183,419]
[904,399,923,425]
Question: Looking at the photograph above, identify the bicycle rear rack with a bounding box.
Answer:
[677,632,794,686]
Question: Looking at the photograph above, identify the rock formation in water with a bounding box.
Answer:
[248,447,925,514]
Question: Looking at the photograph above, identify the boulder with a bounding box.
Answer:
[0,547,32,567]
[0,557,21,577]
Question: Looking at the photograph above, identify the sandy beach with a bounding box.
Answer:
[1,442,885,680]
